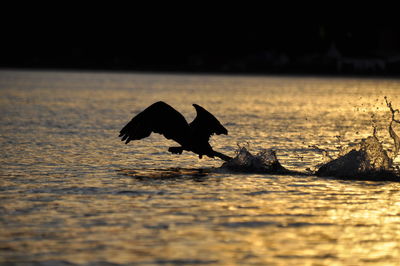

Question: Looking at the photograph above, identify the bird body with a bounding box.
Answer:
[119,101,232,161]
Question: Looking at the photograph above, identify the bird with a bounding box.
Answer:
[119,101,232,161]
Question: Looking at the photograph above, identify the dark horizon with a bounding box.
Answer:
[2,23,400,76]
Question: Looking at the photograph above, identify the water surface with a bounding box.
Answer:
[1,70,400,265]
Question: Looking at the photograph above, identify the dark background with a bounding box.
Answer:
[2,14,400,76]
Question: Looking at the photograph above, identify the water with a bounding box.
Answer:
[1,70,400,265]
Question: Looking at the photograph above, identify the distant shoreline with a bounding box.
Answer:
[2,67,400,80]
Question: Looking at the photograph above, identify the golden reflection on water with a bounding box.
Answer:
[1,71,400,264]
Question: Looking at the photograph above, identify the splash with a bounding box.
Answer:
[316,135,394,179]
[221,144,292,174]
[317,97,400,180]
[385,96,400,160]
[222,98,400,180]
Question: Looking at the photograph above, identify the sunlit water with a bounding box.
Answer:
[1,70,400,265]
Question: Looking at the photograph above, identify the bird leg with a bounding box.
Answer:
[212,150,233,162]
[168,146,183,154]
[168,147,232,162]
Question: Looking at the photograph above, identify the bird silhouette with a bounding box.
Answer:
[119,101,232,161]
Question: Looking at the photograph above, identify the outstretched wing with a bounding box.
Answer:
[189,104,228,142]
[119,101,190,145]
